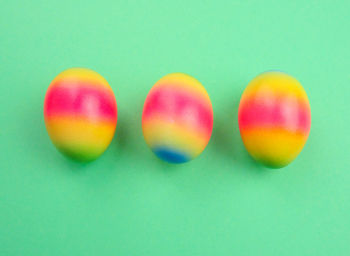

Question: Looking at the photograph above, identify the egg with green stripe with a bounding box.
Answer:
[44,68,117,162]
[238,71,311,168]
[142,73,214,163]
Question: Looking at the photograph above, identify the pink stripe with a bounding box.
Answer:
[142,87,213,135]
[238,95,311,133]
[44,83,117,122]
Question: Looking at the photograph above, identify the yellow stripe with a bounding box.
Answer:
[45,116,116,151]
[51,68,112,91]
[242,71,309,103]
[153,73,212,104]
[240,127,308,167]
[143,118,209,158]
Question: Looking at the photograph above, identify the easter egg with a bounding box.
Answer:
[44,68,117,162]
[238,71,311,168]
[142,73,213,163]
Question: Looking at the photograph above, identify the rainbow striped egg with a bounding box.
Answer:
[44,68,117,162]
[142,73,213,163]
[238,71,311,168]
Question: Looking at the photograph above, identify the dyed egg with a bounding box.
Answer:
[238,71,311,168]
[44,68,117,161]
[142,73,213,163]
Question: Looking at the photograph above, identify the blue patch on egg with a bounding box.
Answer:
[153,146,190,163]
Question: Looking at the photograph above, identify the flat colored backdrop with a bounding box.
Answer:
[1,0,349,255]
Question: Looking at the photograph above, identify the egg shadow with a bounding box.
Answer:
[111,113,129,158]
[20,91,93,174]
[111,94,156,165]
[210,88,266,174]
[20,95,51,159]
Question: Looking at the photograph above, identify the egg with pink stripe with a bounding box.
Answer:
[142,73,213,163]
[44,68,117,162]
[238,71,311,168]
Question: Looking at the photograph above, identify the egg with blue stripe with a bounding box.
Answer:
[142,73,213,163]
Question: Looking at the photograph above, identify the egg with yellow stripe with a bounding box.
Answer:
[142,73,213,163]
[238,71,311,168]
[44,68,117,162]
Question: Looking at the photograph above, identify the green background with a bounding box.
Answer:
[1,0,349,255]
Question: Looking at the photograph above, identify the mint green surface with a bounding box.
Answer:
[1,1,349,255]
